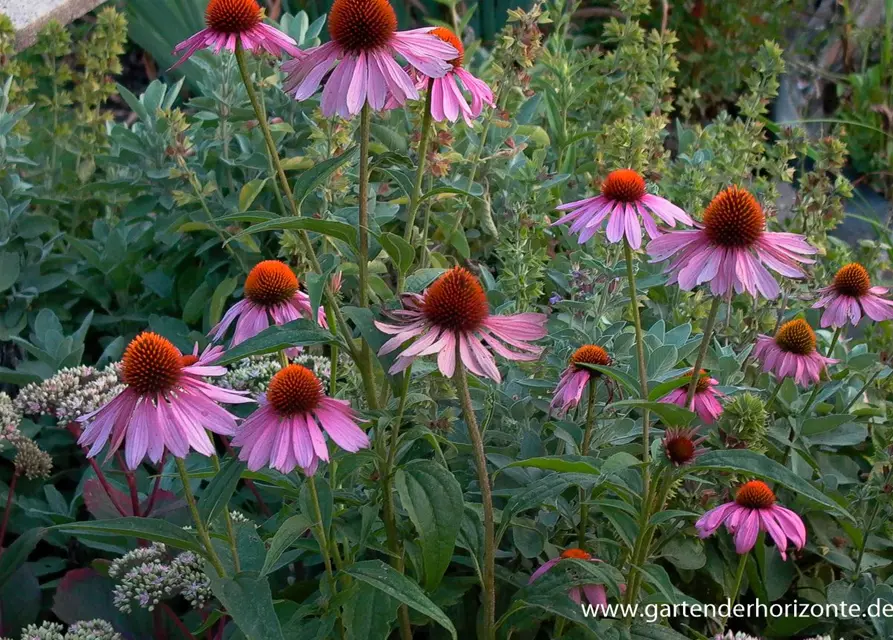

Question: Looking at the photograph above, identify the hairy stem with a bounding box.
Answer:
[453,354,495,639]
[176,458,226,577]
[307,475,335,588]
[721,553,749,629]
[685,296,723,408]
[210,455,240,573]
[577,381,597,549]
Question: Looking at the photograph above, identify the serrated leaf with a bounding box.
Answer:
[292,148,358,210]
[261,514,312,576]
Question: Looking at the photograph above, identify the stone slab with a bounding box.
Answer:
[1,0,107,51]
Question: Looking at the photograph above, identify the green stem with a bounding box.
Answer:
[844,370,881,413]
[175,458,226,577]
[765,378,784,411]
[853,465,893,578]
[356,103,379,407]
[418,173,435,269]
[453,352,495,640]
[826,325,843,358]
[404,80,435,245]
[307,474,335,585]
[234,42,377,408]
[577,381,597,549]
[721,553,749,629]
[210,455,240,573]
[685,296,723,408]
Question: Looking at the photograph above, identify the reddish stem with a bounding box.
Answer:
[220,436,270,516]
[153,607,169,640]
[161,603,197,640]
[143,452,167,517]
[116,452,142,517]
[0,471,20,553]
[87,457,129,516]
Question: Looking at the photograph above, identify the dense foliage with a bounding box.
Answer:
[0,1,891,639]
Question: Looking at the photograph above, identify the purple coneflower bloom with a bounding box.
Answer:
[812,262,893,328]
[528,548,609,611]
[696,480,806,559]
[172,0,301,68]
[659,369,724,424]
[78,333,251,469]
[648,186,815,299]
[211,260,326,357]
[232,364,369,475]
[281,0,457,118]
[753,319,837,387]
[553,169,692,250]
[374,267,547,382]
[550,345,611,416]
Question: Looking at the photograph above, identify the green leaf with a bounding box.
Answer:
[610,399,696,426]
[343,560,457,640]
[801,414,854,436]
[378,232,415,275]
[405,268,446,293]
[261,514,312,576]
[342,581,398,640]
[54,518,205,554]
[230,218,358,248]
[214,211,278,224]
[239,179,268,212]
[693,450,852,520]
[291,147,358,210]
[395,461,464,590]
[208,572,284,640]
[0,251,20,293]
[575,364,641,398]
[0,528,46,588]
[216,319,339,365]
[210,277,238,326]
[418,186,483,205]
[631,623,695,640]
[504,456,601,475]
[647,375,693,402]
[198,458,246,523]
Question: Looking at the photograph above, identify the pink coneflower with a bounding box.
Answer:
[812,263,893,328]
[172,0,301,68]
[660,369,724,423]
[232,364,369,475]
[754,319,837,387]
[552,169,693,250]
[648,186,816,299]
[374,267,547,382]
[696,480,806,559]
[662,426,707,466]
[281,0,457,118]
[550,345,611,416]
[416,28,494,125]
[77,333,251,469]
[211,260,326,356]
[528,548,609,611]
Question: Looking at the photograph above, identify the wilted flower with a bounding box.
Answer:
[232,364,369,475]
[648,186,816,299]
[375,267,547,382]
[812,262,893,328]
[696,480,806,559]
[528,548,609,611]
[553,169,692,250]
[172,0,301,67]
[77,333,251,469]
[754,319,837,387]
[550,345,611,416]
[281,0,457,117]
[211,260,327,358]
[659,369,724,423]
[662,426,707,466]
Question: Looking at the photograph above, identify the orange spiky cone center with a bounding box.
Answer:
[122,332,183,394]
[431,27,464,67]
[268,364,323,415]
[560,548,592,560]
[570,345,612,371]
[687,368,711,393]
[329,0,397,52]
[735,480,776,509]
[244,260,299,306]
[205,0,263,32]
[702,186,765,248]
[833,263,871,298]
[422,267,490,332]
[775,318,816,355]
[600,169,646,203]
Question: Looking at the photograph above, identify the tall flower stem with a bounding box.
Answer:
[0,470,19,553]
[307,475,335,587]
[721,553,749,629]
[355,103,379,405]
[380,368,414,640]
[453,353,495,640]
[233,43,378,409]
[853,465,893,578]
[210,455,241,573]
[399,80,435,290]
[577,381,597,549]
[175,458,226,577]
[826,326,843,358]
[765,378,784,411]
[685,296,723,408]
